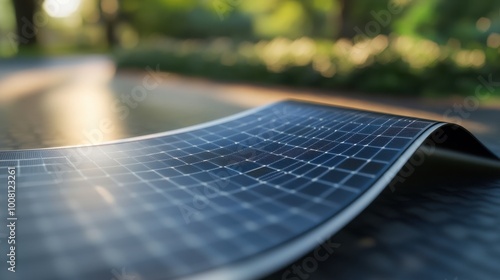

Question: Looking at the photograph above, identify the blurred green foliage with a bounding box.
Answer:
[119,0,499,44]
[1,0,499,95]
[114,0,499,95]
[115,35,499,96]
[120,0,253,39]
[0,0,16,56]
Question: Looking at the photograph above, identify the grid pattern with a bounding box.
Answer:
[0,101,434,280]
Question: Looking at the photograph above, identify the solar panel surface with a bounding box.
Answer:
[0,100,497,280]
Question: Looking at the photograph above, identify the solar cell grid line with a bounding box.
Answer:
[125,155,298,238]
[1,100,499,280]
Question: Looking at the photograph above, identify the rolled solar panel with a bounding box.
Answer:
[0,100,498,280]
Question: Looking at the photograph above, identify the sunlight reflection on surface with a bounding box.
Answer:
[0,57,245,149]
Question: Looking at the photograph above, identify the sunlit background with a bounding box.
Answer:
[1,0,499,91]
[0,0,499,149]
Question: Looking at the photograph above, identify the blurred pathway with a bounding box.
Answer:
[0,55,498,151]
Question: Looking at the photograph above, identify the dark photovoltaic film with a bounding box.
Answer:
[0,101,497,280]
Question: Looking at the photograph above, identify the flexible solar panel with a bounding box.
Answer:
[0,100,498,280]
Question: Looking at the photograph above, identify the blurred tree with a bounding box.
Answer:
[11,0,39,48]
[338,0,354,38]
[100,0,120,47]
